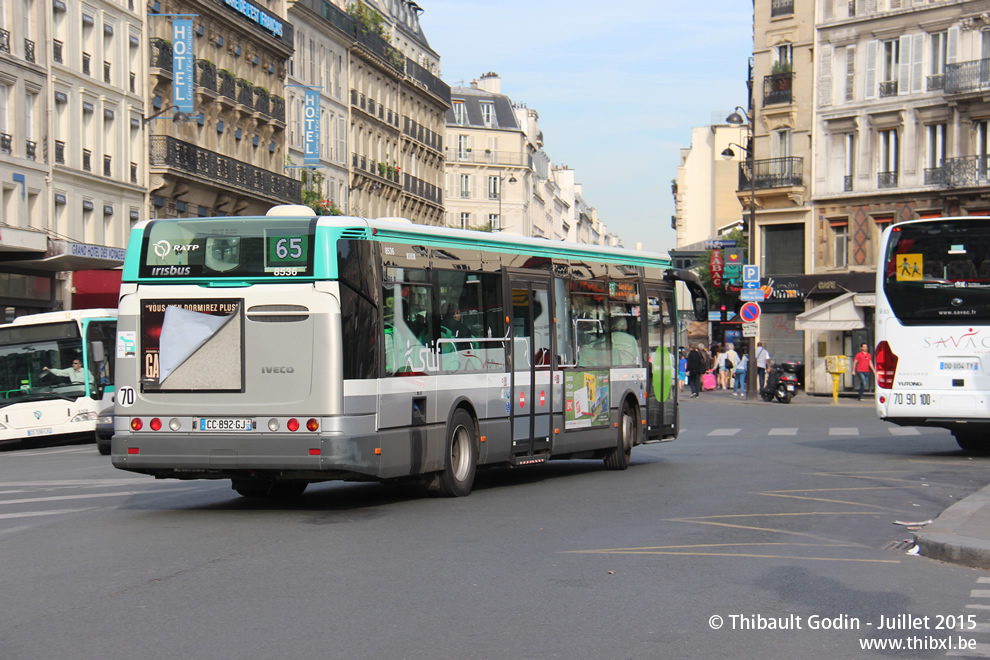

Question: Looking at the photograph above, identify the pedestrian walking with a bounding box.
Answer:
[755,341,771,391]
[721,342,739,391]
[686,343,706,398]
[733,351,748,396]
[854,342,875,400]
[678,349,688,393]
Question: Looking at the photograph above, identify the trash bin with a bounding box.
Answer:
[824,355,849,403]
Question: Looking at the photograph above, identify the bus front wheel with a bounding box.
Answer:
[438,409,477,497]
[604,401,636,471]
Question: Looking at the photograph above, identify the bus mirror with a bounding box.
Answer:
[90,341,105,364]
[664,269,710,322]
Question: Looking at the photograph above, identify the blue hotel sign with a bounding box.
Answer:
[222,0,284,37]
[304,89,320,165]
[172,19,194,113]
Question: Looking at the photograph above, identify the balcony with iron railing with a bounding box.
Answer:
[945,58,990,95]
[0,133,11,153]
[771,0,794,16]
[131,161,138,184]
[843,175,853,192]
[26,140,35,160]
[738,156,804,190]
[150,38,172,71]
[53,39,63,64]
[104,61,111,84]
[879,80,898,97]
[271,95,285,122]
[878,171,898,189]
[254,87,270,116]
[82,52,91,76]
[55,140,65,164]
[444,147,527,167]
[196,59,217,92]
[403,173,442,206]
[0,29,9,53]
[218,69,236,101]
[763,72,793,106]
[236,79,254,108]
[924,167,946,186]
[927,73,944,91]
[149,135,302,204]
[24,38,34,63]
[939,156,990,188]
[104,155,112,177]
[83,149,91,172]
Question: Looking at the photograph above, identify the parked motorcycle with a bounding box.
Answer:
[778,359,802,392]
[761,364,794,403]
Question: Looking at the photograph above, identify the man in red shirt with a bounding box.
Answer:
[854,343,875,401]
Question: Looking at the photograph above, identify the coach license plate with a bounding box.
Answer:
[198,418,253,431]
[940,360,979,371]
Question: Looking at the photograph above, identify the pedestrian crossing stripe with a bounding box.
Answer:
[704,427,923,437]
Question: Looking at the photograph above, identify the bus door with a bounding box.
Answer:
[507,274,553,460]
[644,285,677,440]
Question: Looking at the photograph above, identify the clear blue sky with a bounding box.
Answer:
[420,1,753,254]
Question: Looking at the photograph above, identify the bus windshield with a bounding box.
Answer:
[138,216,316,279]
[0,322,92,404]
[882,219,990,324]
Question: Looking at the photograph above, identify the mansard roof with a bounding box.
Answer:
[446,87,520,130]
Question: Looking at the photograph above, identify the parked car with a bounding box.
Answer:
[96,405,113,455]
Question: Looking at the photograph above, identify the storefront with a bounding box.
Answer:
[794,272,875,395]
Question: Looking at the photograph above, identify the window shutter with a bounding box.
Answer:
[865,40,878,100]
[823,0,834,19]
[845,45,856,102]
[947,26,958,66]
[866,0,877,13]
[890,0,902,9]
[820,45,833,106]
[911,33,924,93]
[898,34,912,95]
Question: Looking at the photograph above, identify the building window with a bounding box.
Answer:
[459,212,470,229]
[878,128,898,188]
[880,39,899,97]
[487,176,500,201]
[844,45,856,102]
[453,101,466,125]
[481,103,494,127]
[844,133,855,191]
[832,222,848,268]
[929,31,947,91]
[489,213,500,231]
[762,224,804,276]
[925,123,946,185]
[459,174,470,199]
[457,134,469,160]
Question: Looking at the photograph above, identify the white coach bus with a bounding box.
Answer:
[111,206,707,497]
[875,217,990,452]
[0,309,116,446]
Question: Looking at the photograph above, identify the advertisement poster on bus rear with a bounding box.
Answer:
[564,370,610,429]
[140,299,241,388]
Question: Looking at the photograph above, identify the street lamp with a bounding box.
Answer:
[142,105,196,127]
[722,106,759,401]
[496,174,517,232]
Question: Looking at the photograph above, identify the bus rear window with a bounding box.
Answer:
[883,219,990,323]
[138,217,316,279]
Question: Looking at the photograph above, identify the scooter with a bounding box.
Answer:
[779,359,802,392]
[760,364,794,403]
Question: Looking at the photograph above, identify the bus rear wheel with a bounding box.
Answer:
[604,401,635,471]
[438,409,477,497]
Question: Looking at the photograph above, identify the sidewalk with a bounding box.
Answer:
[914,485,990,569]
[682,386,876,406]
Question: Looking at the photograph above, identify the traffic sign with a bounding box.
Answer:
[742,322,759,337]
[739,302,761,323]
[739,288,765,301]
[743,265,760,283]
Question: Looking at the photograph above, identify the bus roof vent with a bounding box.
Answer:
[267,204,317,217]
[339,228,370,240]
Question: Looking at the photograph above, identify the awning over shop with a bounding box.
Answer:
[13,240,127,272]
[794,291,865,330]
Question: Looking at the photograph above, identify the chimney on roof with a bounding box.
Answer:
[477,72,501,94]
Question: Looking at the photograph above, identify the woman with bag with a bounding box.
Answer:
[721,342,739,391]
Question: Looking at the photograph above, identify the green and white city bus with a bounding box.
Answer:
[0,309,116,447]
[111,205,707,497]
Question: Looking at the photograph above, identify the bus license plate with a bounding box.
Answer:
[27,428,53,436]
[940,361,979,371]
[198,418,253,431]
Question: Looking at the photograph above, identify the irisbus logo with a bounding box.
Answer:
[922,329,990,349]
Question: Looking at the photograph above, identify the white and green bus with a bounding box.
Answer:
[111,205,707,497]
[0,309,116,447]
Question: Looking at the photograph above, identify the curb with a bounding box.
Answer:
[914,485,990,570]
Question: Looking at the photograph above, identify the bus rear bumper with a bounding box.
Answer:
[111,431,383,479]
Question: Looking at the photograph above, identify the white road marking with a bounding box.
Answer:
[888,427,921,436]
[829,428,859,436]
[0,491,155,506]
[768,428,798,436]
[708,429,740,436]
[0,508,92,520]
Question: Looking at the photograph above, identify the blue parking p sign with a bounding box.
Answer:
[743,265,760,283]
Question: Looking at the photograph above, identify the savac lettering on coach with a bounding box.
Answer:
[923,330,990,349]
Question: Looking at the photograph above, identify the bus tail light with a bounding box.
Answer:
[130,418,143,431]
[150,418,162,431]
[306,418,319,432]
[876,340,898,389]
[287,418,300,432]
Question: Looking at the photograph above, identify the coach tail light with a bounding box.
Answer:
[875,341,898,390]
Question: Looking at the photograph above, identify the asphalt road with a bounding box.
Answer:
[1,399,989,659]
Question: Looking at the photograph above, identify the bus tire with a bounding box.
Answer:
[954,431,990,454]
[438,409,477,497]
[604,401,635,471]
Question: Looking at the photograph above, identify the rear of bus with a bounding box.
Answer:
[111,207,371,496]
[875,218,990,451]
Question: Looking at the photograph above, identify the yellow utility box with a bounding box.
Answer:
[824,355,849,403]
